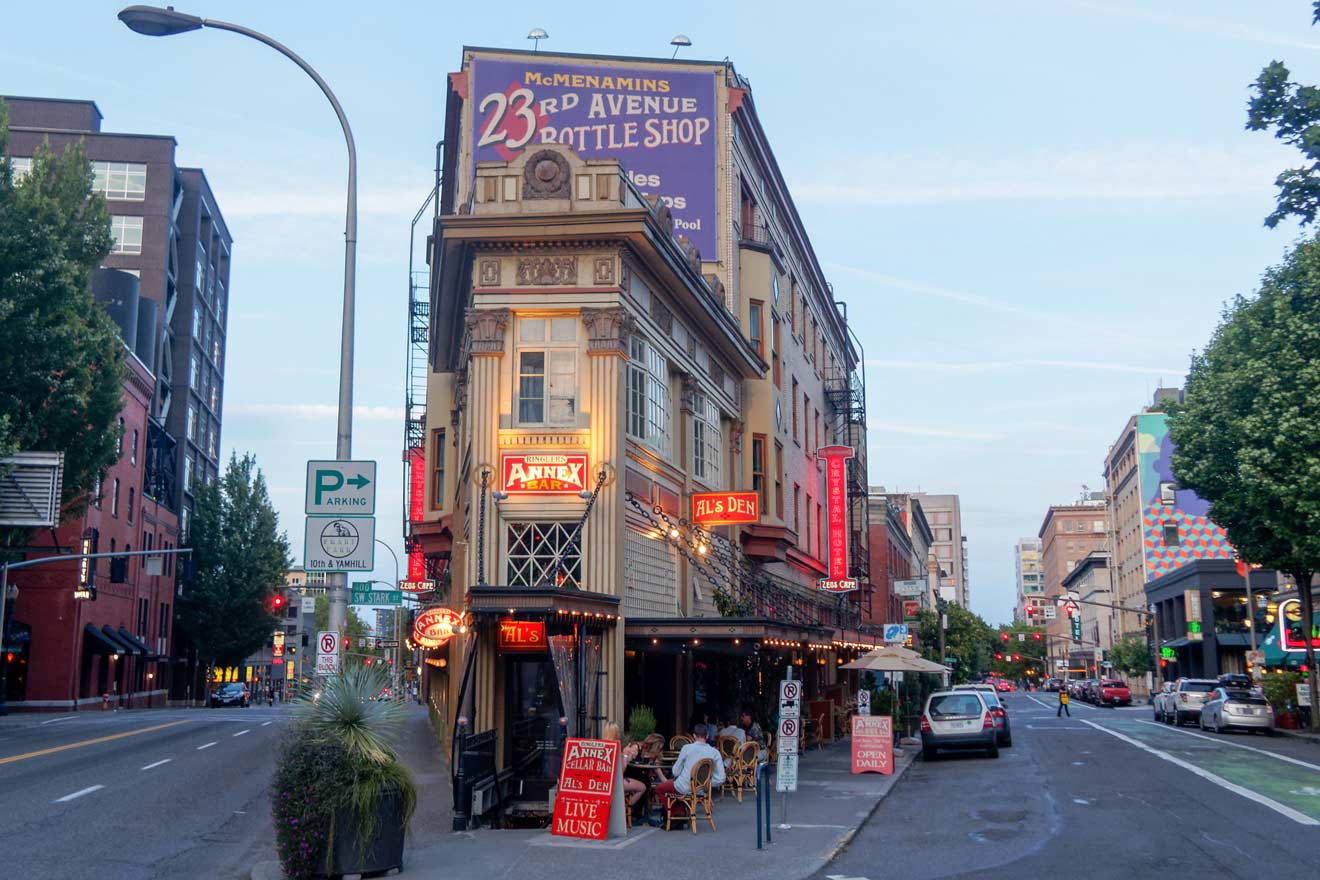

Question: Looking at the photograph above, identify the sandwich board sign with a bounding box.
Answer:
[316,630,340,675]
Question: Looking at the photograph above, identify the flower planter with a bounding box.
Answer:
[327,789,406,877]
[1277,712,1299,730]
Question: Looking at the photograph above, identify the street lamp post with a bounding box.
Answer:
[118,5,358,638]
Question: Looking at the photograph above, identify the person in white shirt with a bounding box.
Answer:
[654,723,725,809]
[717,721,747,745]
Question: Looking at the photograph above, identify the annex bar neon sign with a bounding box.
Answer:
[501,452,589,494]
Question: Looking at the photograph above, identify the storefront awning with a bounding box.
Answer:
[1162,637,1191,649]
[624,616,834,644]
[468,585,620,620]
[117,627,157,658]
[83,624,124,655]
[102,625,143,655]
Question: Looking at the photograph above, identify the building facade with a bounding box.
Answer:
[410,49,873,823]
[1015,537,1043,621]
[864,493,917,629]
[1038,502,1107,649]
[911,493,967,606]
[1061,551,1113,677]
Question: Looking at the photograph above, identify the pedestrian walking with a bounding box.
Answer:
[1057,687,1070,718]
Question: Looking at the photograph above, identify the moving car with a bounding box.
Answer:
[210,682,249,708]
[1097,680,1131,706]
[921,689,999,760]
[1044,678,1063,692]
[1159,678,1219,726]
[995,680,1015,693]
[1200,687,1274,734]
[953,684,1013,747]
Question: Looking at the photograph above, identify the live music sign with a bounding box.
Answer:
[691,491,760,526]
[818,445,857,593]
[551,738,619,841]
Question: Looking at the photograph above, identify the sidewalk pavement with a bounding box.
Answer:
[1274,727,1320,745]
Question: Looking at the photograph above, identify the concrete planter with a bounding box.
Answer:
[327,789,406,877]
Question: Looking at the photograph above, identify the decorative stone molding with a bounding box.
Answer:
[645,194,674,234]
[522,149,572,200]
[676,235,702,274]
[703,273,725,304]
[709,362,726,391]
[477,259,501,287]
[680,374,698,414]
[465,307,510,356]
[729,418,745,454]
[592,256,616,286]
[650,297,673,335]
[516,256,578,286]
[581,307,634,357]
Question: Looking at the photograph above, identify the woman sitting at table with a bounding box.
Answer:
[603,722,648,813]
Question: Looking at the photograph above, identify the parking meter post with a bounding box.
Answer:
[756,766,762,849]
[764,764,772,843]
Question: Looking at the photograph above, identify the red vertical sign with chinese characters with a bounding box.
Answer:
[551,738,619,840]
[817,445,857,592]
[407,446,426,580]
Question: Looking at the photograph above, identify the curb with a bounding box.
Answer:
[1274,728,1320,745]
[820,749,915,865]
[249,859,282,880]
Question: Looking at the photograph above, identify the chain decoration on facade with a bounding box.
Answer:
[536,465,612,588]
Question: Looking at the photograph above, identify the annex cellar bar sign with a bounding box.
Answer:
[691,490,759,526]
[413,608,462,648]
[817,445,857,593]
[551,737,620,840]
[501,452,589,494]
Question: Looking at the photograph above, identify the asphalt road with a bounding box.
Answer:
[0,705,290,880]
[817,692,1320,880]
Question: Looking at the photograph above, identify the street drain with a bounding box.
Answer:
[971,809,1027,824]
[969,828,1021,843]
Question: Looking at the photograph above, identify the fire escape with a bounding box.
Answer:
[824,298,872,632]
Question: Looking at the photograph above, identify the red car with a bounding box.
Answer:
[1098,680,1131,706]
[995,681,1014,693]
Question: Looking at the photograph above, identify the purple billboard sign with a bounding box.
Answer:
[469,56,718,257]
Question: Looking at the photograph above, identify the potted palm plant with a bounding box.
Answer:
[271,664,416,879]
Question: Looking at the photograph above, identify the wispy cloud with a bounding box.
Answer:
[794,142,1289,208]
[1061,1,1320,52]
[226,403,404,421]
[867,357,1185,376]
[869,421,1001,441]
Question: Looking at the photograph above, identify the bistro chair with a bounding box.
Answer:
[765,731,776,764]
[716,735,738,764]
[722,741,759,802]
[669,734,693,751]
[665,757,717,833]
[816,712,829,750]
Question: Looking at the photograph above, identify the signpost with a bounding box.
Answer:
[349,584,402,605]
[893,578,925,598]
[550,737,619,841]
[851,715,893,775]
[857,689,871,716]
[305,460,376,515]
[777,672,800,835]
[304,515,375,572]
[884,623,909,644]
[315,630,339,676]
[273,630,286,659]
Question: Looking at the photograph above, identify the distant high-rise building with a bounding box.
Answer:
[912,493,968,606]
[1015,537,1043,621]
[4,96,233,539]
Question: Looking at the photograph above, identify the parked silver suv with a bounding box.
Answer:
[921,689,999,760]
[1155,678,1218,726]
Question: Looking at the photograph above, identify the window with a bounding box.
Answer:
[159,602,170,642]
[138,597,149,637]
[195,245,207,293]
[793,484,801,534]
[93,161,146,200]
[107,478,119,517]
[816,501,823,559]
[110,216,143,255]
[805,494,812,555]
[131,429,139,466]
[1093,520,1105,533]
[192,304,202,337]
[430,429,447,509]
[187,403,197,441]
[210,379,219,410]
[507,522,581,588]
[126,488,134,523]
[1162,522,1180,546]
[190,353,200,391]
[935,528,953,542]
[691,391,722,486]
[1159,482,1176,504]
[788,280,797,335]
[516,317,576,425]
[627,337,671,458]
[183,454,194,493]
[774,441,784,519]
[791,377,799,442]
[749,300,764,356]
[813,407,820,454]
[181,507,191,539]
[752,435,767,510]
[92,474,102,508]
[772,316,782,388]
[207,427,216,459]
[116,417,125,456]
[809,317,817,365]
[9,156,33,180]
[802,392,810,448]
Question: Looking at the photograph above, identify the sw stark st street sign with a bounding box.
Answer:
[501,452,589,494]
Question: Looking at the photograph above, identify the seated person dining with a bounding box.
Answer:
[653,723,726,813]
[603,722,649,816]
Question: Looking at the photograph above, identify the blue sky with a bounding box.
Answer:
[4,1,1317,625]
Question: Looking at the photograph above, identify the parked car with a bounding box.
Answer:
[1161,678,1219,726]
[210,682,249,708]
[1217,673,1254,691]
[921,689,999,760]
[1044,678,1063,692]
[1097,680,1131,706]
[1200,687,1274,734]
[1075,679,1097,704]
[953,684,1013,747]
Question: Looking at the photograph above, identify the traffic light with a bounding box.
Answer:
[995,653,1003,660]
[270,594,285,613]
[1013,654,1020,661]
[365,657,374,666]
[1033,633,1042,641]
[342,636,351,650]
[1001,632,1010,642]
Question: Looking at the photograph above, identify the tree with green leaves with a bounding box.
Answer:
[1107,635,1151,680]
[990,622,1049,684]
[0,100,124,546]
[1169,236,1320,730]
[178,453,291,670]
[916,603,994,683]
[1247,2,1320,227]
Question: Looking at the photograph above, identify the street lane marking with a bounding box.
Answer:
[41,716,77,725]
[141,759,172,770]
[1131,719,1320,774]
[197,741,218,750]
[261,721,273,727]
[53,785,104,803]
[0,720,188,766]
[1080,719,1320,826]
[233,729,250,737]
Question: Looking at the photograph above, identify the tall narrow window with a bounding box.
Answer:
[516,317,577,426]
[805,493,812,555]
[803,393,810,449]
[793,484,801,534]
[751,435,767,511]
[627,336,671,458]
[791,377,799,442]
[127,488,135,524]
[816,501,823,559]
[774,441,784,519]
[749,300,764,357]
[691,391,722,486]
[111,478,120,517]
[431,429,446,509]
[772,316,782,388]
[116,417,125,457]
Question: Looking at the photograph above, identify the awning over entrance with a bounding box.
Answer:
[624,616,833,644]
[83,624,124,655]
[467,585,620,620]
[116,627,156,658]
[102,625,141,655]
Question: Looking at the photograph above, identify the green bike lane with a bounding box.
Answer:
[1084,711,1320,824]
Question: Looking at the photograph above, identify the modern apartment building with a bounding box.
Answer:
[1038,500,1107,646]
[1015,537,1043,621]
[911,493,968,606]
[3,96,232,539]
[285,565,330,596]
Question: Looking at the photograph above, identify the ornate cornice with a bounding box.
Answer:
[581,307,634,358]
[465,307,510,356]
